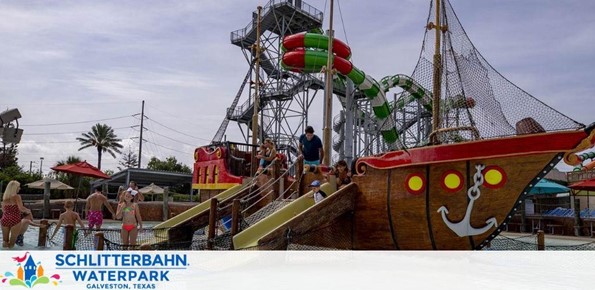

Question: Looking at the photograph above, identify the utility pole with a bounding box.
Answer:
[39,157,44,176]
[29,161,33,174]
[138,100,145,168]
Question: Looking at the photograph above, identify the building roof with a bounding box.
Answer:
[92,168,192,189]
[544,168,567,182]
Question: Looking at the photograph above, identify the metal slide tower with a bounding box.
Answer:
[212,0,430,164]
[212,0,325,159]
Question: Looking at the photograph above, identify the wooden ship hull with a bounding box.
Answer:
[185,0,595,251]
[229,127,595,250]
[351,128,595,249]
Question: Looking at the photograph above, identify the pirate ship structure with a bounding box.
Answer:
[153,0,594,250]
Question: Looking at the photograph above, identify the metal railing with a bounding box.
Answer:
[230,0,323,43]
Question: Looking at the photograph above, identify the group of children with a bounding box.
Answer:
[307,160,352,204]
[50,182,143,248]
[1,180,144,249]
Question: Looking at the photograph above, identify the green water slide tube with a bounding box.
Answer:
[281,32,434,148]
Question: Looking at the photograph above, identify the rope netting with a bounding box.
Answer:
[392,0,584,147]
[45,220,595,251]
[236,161,302,230]
[486,234,595,251]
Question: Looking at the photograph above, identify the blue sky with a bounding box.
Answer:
[1,0,593,174]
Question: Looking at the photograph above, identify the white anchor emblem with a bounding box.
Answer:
[437,164,498,237]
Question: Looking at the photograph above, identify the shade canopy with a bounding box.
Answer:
[138,183,165,195]
[569,178,595,191]
[25,178,74,190]
[51,161,110,179]
[528,179,570,195]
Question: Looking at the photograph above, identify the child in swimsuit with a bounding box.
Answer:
[49,200,85,248]
[333,160,352,189]
[116,191,143,249]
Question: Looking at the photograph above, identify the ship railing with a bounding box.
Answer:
[428,126,481,144]
[240,158,295,205]
[237,160,300,227]
[227,97,252,119]
[567,169,595,183]
[224,141,260,177]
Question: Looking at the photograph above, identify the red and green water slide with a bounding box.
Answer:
[281,32,433,147]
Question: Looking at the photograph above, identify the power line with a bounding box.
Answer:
[145,127,197,147]
[144,140,193,155]
[24,126,131,135]
[19,140,78,144]
[145,103,209,129]
[145,116,210,142]
[21,115,132,126]
[1,101,138,106]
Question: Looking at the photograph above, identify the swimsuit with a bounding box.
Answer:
[121,205,137,232]
[1,204,21,228]
[122,224,136,232]
[87,210,103,228]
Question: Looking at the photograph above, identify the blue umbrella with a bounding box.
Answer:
[528,179,570,195]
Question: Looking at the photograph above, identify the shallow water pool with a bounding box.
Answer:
[3,221,160,251]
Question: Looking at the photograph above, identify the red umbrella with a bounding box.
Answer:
[569,178,595,191]
[569,178,595,214]
[51,161,110,179]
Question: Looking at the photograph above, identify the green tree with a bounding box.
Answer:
[146,156,191,173]
[0,143,18,170]
[54,155,83,167]
[146,156,191,195]
[76,123,123,169]
[118,148,139,171]
[0,165,41,195]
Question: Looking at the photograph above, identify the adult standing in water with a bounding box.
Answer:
[1,180,39,248]
[86,186,116,230]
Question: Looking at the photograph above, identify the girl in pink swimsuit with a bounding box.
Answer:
[116,191,142,248]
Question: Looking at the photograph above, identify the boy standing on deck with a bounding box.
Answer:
[86,186,116,230]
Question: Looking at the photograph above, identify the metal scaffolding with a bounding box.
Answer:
[214,0,432,164]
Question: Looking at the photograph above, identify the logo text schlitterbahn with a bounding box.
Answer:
[55,253,188,289]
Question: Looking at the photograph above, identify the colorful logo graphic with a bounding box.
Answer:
[1,252,61,288]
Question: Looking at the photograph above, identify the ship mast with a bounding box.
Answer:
[251,6,263,173]
[322,0,334,166]
[429,0,445,144]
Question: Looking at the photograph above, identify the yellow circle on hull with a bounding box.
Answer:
[408,176,424,191]
[485,169,503,186]
[444,173,461,190]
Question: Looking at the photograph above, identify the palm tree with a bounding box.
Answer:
[76,123,123,169]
